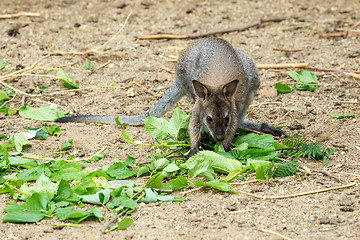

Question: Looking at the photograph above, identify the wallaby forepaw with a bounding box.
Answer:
[261,123,287,137]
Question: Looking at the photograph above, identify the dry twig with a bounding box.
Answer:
[227,209,256,215]
[237,182,356,199]
[0,11,40,19]
[137,17,285,40]
[103,209,129,233]
[90,60,112,74]
[0,55,51,97]
[256,63,309,69]
[181,186,205,196]
[319,31,360,38]
[306,66,360,73]
[260,229,293,240]
[53,11,132,55]
[82,146,107,161]
[273,48,303,52]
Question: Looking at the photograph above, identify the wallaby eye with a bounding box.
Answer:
[206,116,212,122]
[225,114,230,121]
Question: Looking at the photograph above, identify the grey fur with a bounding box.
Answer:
[56,38,286,155]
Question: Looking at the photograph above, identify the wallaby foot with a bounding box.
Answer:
[185,148,199,159]
[261,123,287,137]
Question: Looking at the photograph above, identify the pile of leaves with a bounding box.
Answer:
[0,106,335,231]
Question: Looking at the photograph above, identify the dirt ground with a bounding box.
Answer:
[0,0,359,239]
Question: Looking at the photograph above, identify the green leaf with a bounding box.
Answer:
[124,155,136,167]
[154,158,169,170]
[247,159,274,180]
[182,151,243,176]
[223,169,242,182]
[80,189,111,205]
[57,68,79,89]
[50,160,87,172]
[73,179,97,195]
[163,163,180,173]
[194,179,237,194]
[45,125,61,136]
[288,70,319,92]
[331,113,355,119]
[275,82,294,94]
[295,84,319,92]
[9,133,32,152]
[103,162,136,180]
[55,180,80,202]
[18,104,66,121]
[84,60,93,70]
[3,192,51,223]
[108,218,134,232]
[136,165,150,177]
[187,158,214,179]
[162,175,188,191]
[56,206,103,223]
[19,174,59,201]
[0,108,15,115]
[168,108,190,140]
[287,70,317,84]
[20,174,59,200]
[231,148,279,160]
[143,116,169,140]
[58,139,73,151]
[16,163,52,181]
[144,173,165,188]
[50,167,86,181]
[139,188,174,203]
[38,85,50,93]
[0,60,5,70]
[0,92,10,101]
[233,133,275,150]
[106,196,138,210]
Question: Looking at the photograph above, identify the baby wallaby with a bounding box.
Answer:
[56,38,286,157]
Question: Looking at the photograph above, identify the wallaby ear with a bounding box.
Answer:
[223,80,239,99]
[193,80,208,99]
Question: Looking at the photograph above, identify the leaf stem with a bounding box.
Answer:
[4,182,31,195]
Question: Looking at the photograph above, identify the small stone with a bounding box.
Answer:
[304,102,312,107]
[289,122,305,130]
[43,228,54,233]
[117,3,127,9]
[74,22,81,27]
[339,198,354,206]
[308,215,316,222]
[301,110,308,116]
[318,217,330,224]
[340,206,354,212]
[226,204,237,211]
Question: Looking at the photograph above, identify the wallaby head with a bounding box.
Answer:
[192,79,239,142]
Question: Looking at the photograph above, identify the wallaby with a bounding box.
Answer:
[56,38,286,157]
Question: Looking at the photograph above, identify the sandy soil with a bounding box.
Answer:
[0,0,359,239]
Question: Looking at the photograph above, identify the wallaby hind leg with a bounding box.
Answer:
[147,80,184,117]
[239,120,287,137]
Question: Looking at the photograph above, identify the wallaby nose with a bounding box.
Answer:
[216,135,224,142]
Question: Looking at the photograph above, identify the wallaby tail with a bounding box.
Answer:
[55,80,184,125]
[55,114,146,125]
